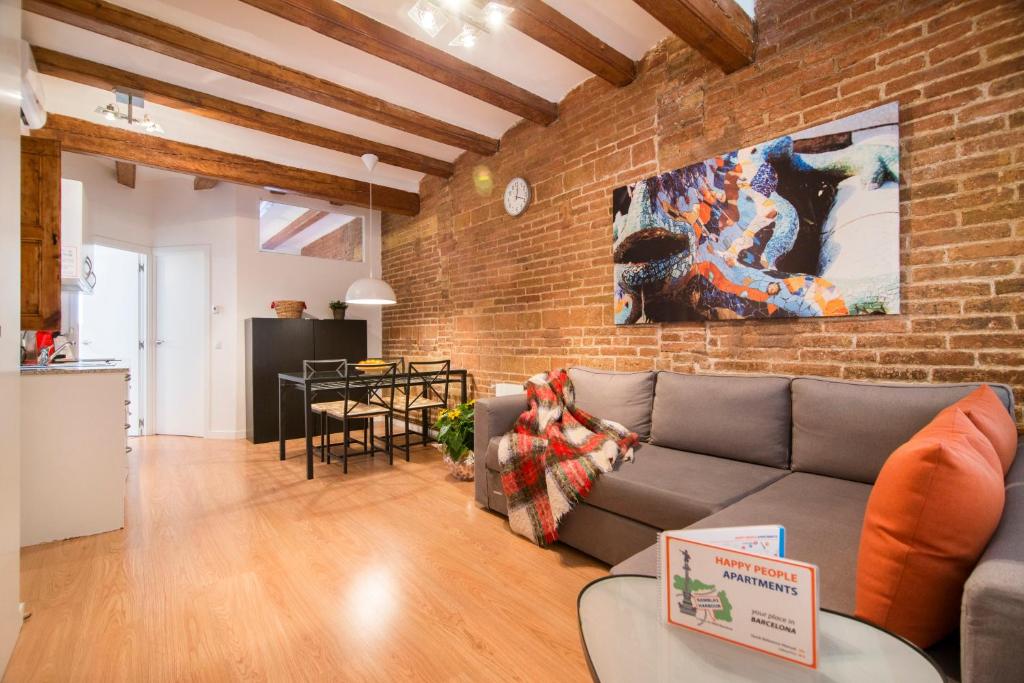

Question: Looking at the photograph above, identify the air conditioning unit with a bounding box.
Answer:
[20,41,47,130]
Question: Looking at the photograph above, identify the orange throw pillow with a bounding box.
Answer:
[950,385,1019,476]
[855,408,1005,648]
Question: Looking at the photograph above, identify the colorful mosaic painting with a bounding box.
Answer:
[612,103,900,324]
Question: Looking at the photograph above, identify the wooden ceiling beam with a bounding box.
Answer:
[33,114,420,216]
[31,47,454,178]
[239,0,558,125]
[193,177,219,191]
[478,0,636,86]
[23,0,499,155]
[261,209,328,250]
[114,161,136,188]
[632,0,754,73]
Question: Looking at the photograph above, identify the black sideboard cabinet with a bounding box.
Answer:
[245,318,367,443]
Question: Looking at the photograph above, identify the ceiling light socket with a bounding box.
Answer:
[361,154,379,173]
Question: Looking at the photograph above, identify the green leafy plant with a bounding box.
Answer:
[435,400,475,462]
[328,300,347,310]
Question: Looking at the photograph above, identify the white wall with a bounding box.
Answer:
[63,154,383,439]
[61,152,154,249]
[0,0,22,672]
[235,188,383,328]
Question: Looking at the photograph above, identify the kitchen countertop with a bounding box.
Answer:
[21,362,129,375]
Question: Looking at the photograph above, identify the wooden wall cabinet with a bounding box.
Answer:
[21,137,62,331]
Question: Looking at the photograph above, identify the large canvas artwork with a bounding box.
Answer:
[613,103,900,324]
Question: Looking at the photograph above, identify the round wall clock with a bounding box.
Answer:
[503,177,531,217]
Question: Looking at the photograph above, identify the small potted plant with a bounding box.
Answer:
[329,300,348,320]
[435,400,475,481]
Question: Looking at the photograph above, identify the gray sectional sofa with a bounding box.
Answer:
[474,369,1024,683]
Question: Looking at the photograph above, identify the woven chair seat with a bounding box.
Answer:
[392,392,445,411]
[311,400,391,418]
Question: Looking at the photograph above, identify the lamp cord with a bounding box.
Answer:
[369,166,374,279]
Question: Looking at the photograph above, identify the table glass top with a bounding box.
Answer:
[279,369,465,383]
[578,576,944,683]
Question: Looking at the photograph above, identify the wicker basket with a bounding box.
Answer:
[272,300,306,319]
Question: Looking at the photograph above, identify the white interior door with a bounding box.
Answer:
[154,246,208,437]
[79,245,145,435]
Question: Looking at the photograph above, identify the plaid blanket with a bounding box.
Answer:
[497,369,638,545]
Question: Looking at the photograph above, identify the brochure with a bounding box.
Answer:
[657,525,819,668]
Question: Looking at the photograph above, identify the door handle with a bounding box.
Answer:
[155,339,166,345]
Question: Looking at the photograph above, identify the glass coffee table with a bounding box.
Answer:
[578,575,945,682]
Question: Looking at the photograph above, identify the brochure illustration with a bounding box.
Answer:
[658,525,819,668]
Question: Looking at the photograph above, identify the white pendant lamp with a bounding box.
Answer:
[345,153,397,306]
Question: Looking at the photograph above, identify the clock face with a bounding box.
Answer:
[503,177,531,217]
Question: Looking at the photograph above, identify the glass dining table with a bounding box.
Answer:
[277,368,469,479]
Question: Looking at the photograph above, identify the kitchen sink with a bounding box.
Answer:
[21,359,121,371]
[54,358,119,364]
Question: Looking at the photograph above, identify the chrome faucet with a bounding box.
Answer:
[37,341,75,367]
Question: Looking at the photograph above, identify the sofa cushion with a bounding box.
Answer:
[568,367,655,439]
[583,443,788,530]
[650,372,792,468]
[855,408,1004,649]
[685,473,872,614]
[791,377,1015,484]
[612,473,873,614]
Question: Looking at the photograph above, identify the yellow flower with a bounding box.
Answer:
[453,408,462,418]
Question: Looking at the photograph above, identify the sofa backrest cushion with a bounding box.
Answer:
[791,378,1015,484]
[854,408,1004,649]
[568,367,655,439]
[650,372,792,468]
[952,385,1019,475]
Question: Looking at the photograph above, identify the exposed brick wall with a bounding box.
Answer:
[382,0,1024,425]
[301,218,363,260]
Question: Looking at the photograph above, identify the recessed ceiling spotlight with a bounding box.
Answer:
[482,2,513,29]
[408,0,511,47]
[448,24,480,48]
[408,0,447,38]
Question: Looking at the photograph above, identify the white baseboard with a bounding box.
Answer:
[207,429,246,440]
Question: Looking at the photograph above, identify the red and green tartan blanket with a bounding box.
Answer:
[497,369,639,546]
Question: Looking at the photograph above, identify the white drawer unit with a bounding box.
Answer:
[20,366,130,546]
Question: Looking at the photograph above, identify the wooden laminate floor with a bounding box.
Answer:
[6,435,606,682]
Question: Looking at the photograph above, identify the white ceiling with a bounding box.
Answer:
[22,1,685,195]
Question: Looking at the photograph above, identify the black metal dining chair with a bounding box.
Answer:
[310,360,398,473]
[391,359,451,461]
[302,359,352,463]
